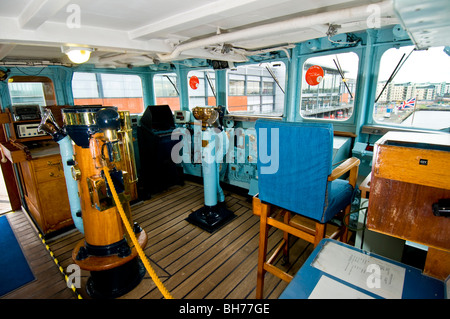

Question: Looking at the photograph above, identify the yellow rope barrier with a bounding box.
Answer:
[103,166,174,299]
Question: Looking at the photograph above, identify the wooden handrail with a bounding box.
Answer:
[328,157,360,184]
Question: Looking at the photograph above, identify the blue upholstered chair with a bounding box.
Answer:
[253,120,360,299]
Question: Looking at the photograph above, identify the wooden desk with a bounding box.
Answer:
[367,131,450,280]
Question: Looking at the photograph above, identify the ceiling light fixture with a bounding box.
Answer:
[64,47,92,64]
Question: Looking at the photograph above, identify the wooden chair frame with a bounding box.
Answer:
[253,157,360,299]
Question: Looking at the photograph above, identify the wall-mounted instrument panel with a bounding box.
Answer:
[16,123,47,138]
[12,105,41,121]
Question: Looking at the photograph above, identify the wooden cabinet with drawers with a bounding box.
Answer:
[19,149,73,235]
[1,109,74,235]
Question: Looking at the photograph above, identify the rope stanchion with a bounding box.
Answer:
[103,166,174,299]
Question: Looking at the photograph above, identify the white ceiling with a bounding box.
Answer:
[0,0,445,68]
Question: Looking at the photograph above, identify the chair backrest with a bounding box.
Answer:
[256,119,333,221]
[140,105,175,131]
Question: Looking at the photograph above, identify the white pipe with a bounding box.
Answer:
[158,0,393,61]
[98,53,154,63]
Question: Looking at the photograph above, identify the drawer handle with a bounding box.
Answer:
[49,172,62,178]
[47,161,63,171]
[47,161,62,166]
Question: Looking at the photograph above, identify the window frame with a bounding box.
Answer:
[187,69,217,110]
[299,51,359,122]
[153,72,181,111]
[372,44,450,132]
[8,76,57,107]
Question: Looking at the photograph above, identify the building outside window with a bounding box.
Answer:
[300,52,358,120]
[153,73,180,111]
[187,69,216,110]
[72,72,144,114]
[227,62,285,116]
[8,76,56,108]
[374,45,450,131]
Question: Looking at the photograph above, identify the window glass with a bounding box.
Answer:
[101,74,143,98]
[227,62,285,115]
[72,72,144,114]
[153,73,180,111]
[188,69,216,110]
[247,81,260,95]
[8,76,56,108]
[300,52,358,120]
[229,76,245,96]
[72,72,99,98]
[374,46,450,130]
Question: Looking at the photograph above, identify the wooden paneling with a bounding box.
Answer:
[19,153,73,234]
[0,142,27,163]
[424,247,450,281]
[373,144,450,190]
[367,131,450,280]
[368,177,450,250]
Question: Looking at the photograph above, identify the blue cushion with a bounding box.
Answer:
[322,179,354,223]
[256,119,353,223]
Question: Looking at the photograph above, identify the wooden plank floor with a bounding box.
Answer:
[1,181,314,299]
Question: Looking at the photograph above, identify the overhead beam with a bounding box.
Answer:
[157,0,395,61]
[0,17,172,54]
[0,44,16,60]
[129,0,291,40]
[19,0,70,30]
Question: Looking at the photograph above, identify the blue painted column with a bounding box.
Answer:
[286,45,300,122]
[355,29,378,143]
[215,69,227,107]
[177,66,190,111]
[57,135,84,233]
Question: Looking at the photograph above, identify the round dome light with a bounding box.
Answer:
[66,49,91,64]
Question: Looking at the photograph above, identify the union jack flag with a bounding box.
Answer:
[399,97,416,109]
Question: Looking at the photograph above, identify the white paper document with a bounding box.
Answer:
[309,275,375,299]
[311,241,406,299]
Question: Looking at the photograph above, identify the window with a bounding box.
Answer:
[374,46,450,131]
[229,77,245,96]
[300,52,358,120]
[101,74,143,98]
[153,73,180,111]
[71,72,99,98]
[227,62,285,116]
[8,76,56,108]
[72,72,144,114]
[188,69,216,110]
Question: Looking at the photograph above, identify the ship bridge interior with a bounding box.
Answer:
[0,0,449,304]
